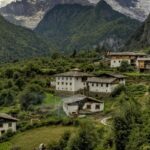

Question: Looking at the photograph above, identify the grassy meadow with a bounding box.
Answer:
[0,126,76,150]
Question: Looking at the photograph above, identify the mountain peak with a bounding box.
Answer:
[95,0,121,20]
[95,0,112,11]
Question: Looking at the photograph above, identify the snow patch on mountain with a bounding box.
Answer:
[89,0,150,21]
[0,0,18,7]
[88,0,100,4]
[3,10,44,28]
[104,0,150,21]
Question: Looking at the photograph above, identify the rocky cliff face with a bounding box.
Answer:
[104,0,150,22]
[125,14,150,50]
[35,1,140,52]
[0,0,90,29]
[0,0,150,29]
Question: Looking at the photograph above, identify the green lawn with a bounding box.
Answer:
[43,93,62,106]
[0,126,76,150]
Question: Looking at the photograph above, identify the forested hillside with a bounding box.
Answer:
[0,51,149,150]
[125,14,150,52]
[0,15,53,63]
[36,0,140,52]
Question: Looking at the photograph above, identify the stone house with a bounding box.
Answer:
[87,73,126,95]
[107,52,146,68]
[0,113,18,137]
[54,68,94,93]
[63,95,104,116]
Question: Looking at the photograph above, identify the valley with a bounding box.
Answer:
[0,0,150,150]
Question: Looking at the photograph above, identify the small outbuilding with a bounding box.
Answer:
[0,113,18,137]
[63,95,104,117]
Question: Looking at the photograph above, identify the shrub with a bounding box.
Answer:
[19,84,45,110]
[0,89,15,106]
[118,61,134,72]
[111,85,126,97]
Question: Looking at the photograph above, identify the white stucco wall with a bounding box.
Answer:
[88,83,118,93]
[63,103,79,116]
[0,122,17,136]
[83,102,104,112]
[119,78,126,85]
[63,102,104,116]
[111,59,131,68]
[56,77,86,92]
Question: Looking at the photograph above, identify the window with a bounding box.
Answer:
[101,84,103,87]
[96,83,98,87]
[95,104,100,109]
[1,130,5,134]
[57,82,59,85]
[92,83,94,87]
[70,77,72,80]
[62,77,64,80]
[87,105,91,109]
[106,84,109,87]
[66,83,68,85]
[8,123,12,127]
[70,83,72,85]
[76,77,78,80]
[62,82,64,85]
[66,77,68,80]
[0,123,3,128]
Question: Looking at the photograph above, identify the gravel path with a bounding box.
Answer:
[100,116,112,126]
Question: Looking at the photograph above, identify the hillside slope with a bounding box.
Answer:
[0,15,52,62]
[125,14,150,51]
[35,0,141,52]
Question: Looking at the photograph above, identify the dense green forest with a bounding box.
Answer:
[0,15,54,63]
[125,14,150,52]
[36,0,140,52]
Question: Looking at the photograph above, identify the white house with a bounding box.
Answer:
[0,113,18,137]
[107,52,146,68]
[63,95,104,116]
[87,73,126,94]
[54,68,94,93]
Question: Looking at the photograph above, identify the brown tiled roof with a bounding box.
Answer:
[87,77,117,83]
[54,71,94,77]
[107,52,146,56]
[0,113,18,121]
[98,73,126,79]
